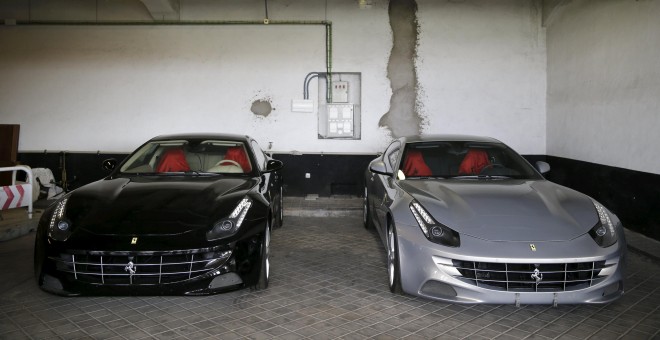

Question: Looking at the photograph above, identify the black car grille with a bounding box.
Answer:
[451,260,610,292]
[50,249,232,285]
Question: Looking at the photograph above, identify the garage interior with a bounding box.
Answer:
[1,0,659,339]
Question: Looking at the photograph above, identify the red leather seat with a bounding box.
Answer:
[224,146,252,172]
[156,148,191,172]
[458,149,490,175]
[402,150,432,177]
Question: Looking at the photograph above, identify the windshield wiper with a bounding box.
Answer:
[451,175,511,180]
[128,171,220,176]
[184,170,223,176]
[120,172,157,176]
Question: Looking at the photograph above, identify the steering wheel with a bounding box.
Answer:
[479,164,505,174]
[216,159,242,168]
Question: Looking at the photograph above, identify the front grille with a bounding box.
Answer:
[451,260,610,292]
[50,249,232,285]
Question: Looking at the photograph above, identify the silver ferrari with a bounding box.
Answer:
[364,135,626,305]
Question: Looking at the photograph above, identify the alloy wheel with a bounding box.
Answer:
[265,225,271,280]
[388,225,395,287]
[363,187,368,225]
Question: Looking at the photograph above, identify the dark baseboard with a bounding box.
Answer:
[272,153,375,197]
[17,152,659,241]
[543,156,660,241]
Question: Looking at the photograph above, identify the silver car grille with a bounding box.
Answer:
[50,249,231,285]
[451,260,609,292]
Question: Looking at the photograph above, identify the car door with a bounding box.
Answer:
[371,140,402,235]
[250,139,282,220]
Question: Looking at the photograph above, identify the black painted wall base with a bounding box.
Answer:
[272,154,375,197]
[16,151,660,241]
[543,156,660,241]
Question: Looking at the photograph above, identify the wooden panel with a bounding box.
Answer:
[0,124,20,185]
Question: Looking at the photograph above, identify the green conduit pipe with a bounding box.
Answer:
[14,19,334,96]
[325,23,333,103]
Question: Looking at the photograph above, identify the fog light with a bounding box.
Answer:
[420,280,457,298]
[595,225,607,237]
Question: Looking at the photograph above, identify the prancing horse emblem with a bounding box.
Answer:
[530,244,537,252]
[531,266,543,286]
[131,237,138,245]
[125,261,136,284]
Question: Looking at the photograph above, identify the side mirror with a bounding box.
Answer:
[535,161,550,174]
[102,158,117,171]
[264,159,284,173]
[369,159,392,176]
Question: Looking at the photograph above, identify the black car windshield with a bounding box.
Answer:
[120,139,253,175]
[399,141,542,180]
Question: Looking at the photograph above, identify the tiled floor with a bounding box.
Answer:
[1,214,660,339]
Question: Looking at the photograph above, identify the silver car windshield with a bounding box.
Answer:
[399,141,541,180]
[120,140,253,175]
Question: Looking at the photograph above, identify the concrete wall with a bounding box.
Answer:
[546,0,660,175]
[417,0,547,155]
[0,0,546,155]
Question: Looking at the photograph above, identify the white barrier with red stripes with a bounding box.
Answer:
[0,166,33,219]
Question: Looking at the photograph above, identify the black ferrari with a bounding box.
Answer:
[34,133,284,296]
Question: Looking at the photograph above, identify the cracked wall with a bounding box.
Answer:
[379,0,422,138]
[0,1,547,154]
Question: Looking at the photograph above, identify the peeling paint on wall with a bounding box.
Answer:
[251,98,273,117]
[379,0,422,138]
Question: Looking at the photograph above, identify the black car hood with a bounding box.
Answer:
[399,179,598,242]
[65,175,258,236]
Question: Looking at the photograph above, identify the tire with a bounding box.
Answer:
[387,220,403,294]
[363,187,372,229]
[34,232,46,286]
[276,186,284,228]
[254,222,271,290]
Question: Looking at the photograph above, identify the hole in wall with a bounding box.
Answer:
[251,99,272,117]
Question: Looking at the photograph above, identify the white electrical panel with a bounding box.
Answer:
[332,81,349,103]
[317,72,361,139]
[327,104,354,137]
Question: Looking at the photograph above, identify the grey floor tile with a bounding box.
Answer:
[1,215,660,339]
[0,330,30,340]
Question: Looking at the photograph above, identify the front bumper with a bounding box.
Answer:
[38,230,266,296]
[395,221,627,305]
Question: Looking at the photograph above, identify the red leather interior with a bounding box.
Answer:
[402,150,432,177]
[156,148,191,172]
[458,149,490,175]
[224,146,252,172]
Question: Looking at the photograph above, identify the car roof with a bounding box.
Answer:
[402,134,502,144]
[149,133,252,143]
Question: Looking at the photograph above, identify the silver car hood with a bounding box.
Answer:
[398,179,598,242]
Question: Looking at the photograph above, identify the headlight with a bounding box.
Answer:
[410,201,460,247]
[588,200,618,248]
[48,198,72,241]
[207,197,253,241]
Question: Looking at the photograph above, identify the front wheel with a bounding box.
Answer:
[34,232,46,286]
[275,186,284,228]
[387,220,403,294]
[363,187,373,229]
[253,223,271,290]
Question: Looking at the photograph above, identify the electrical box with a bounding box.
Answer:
[291,99,314,113]
[332,81,349,103]
[327,104,354,137]
[317,73,361,140]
